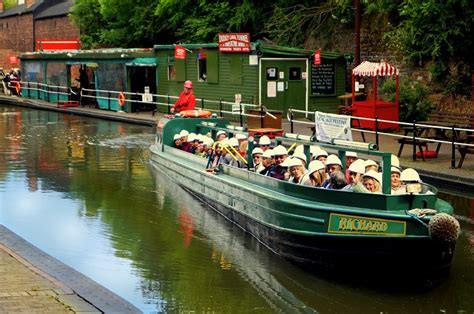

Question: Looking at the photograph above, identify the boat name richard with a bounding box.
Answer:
[328,213,406,236]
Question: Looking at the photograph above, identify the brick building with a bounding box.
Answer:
[0,0,79,70]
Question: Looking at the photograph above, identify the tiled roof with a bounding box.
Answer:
[0,0,73,19]
[0,1,43,18]
[35,1,74,19]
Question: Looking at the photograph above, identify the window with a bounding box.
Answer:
[167,56,176,80]
[289,67,301,80]
[197,49,207,82]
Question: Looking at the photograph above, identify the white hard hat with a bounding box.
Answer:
[235,133,247,140]
[216,130,226,137]
[187,134,196,142]
[400,168,421,182]
[228,137,239,147]
[292,151,307,163]
[272,145,288,156]
[391,154,400,168]
[346,151,358,158]
[179,130,189,137]
[259,135,271,146]
[315,149,328,158]
[262,149,273,159]
[280,157,291,167]
[364,159,378,168]
[251,147,264,156]
[310,145,321,155]
[348,159,365,174]
[173,134,181,140]
[391,166,401,174]
[362,170,382,183]
[325,154,342,166]
[307,160,325,174]
[288,158,303,168]
[294,145,304,155]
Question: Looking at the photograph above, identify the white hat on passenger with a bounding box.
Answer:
[187,134,196,142]
[307,160,325,174]
[262,149,273,159]
[292,151,307,163]
[173,134,181,140]
[259,135,271,146]
[362,170,382,183]
[179,130,189,137]
[391,154,400,168]
[348,159,365,174]
[310,145,321,155]
[400,168,421,182]
[391,166,401,174]
[294,145,304,155]
[325,154,342,166]
[288,158,303,168]
[272,145,288,156]
[364,159,378,169]
[235,133,247,140]
[251,147,264,156]
[315,149,328,158]
[346,151,358,158]
[228,137,239,147]
[216,130,226,137]
[280,157,292,167]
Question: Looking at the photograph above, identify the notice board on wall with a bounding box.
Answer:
[311,61,335,95]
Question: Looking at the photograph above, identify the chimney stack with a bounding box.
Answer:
[26,0,35,8]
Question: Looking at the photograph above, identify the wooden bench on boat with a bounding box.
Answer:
[57,100,79,108]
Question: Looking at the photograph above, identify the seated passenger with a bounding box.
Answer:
[301,160,326,187]
[345,151,358,182]
[361,170,382,193]
[391,166,406,195]
[173,134,182,149]
[288,158,305,184]
[326,171,347,190]
[309,145,321,161]
[216,130,227,141]
[313,149,328,164]
[226,138,245,167]
[267,145,288,180]
[364,159,379,173]
[400,168,433,194]
[251,147,264,170]
[258,135,272,151]
[235,133,247,146]
[257,149,273,175]
[322,154,342,188]
[185,134,197,153]
[342,159,366,192]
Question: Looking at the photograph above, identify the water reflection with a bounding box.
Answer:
[0,104,473,313]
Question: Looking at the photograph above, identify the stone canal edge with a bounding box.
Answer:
[0,225,141,313]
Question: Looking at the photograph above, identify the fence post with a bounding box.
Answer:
[239,103,243,127]
[451,125,456,168]
[167,95,171,114]
[57,86,59,101]
[107,91,111,110]
[290,109,294,133]
[27,82,30,98]
[47,85,50,102]
[201,98,204,109]
[260,105,264,128]
[375,115,379,148]
[412,120,417,161]
[219,99,223,118]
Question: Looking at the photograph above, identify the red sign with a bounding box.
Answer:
[9,55,18,64]
[314,50,321,65]
[175,45,187,59]
[218,33,250,52]
[36,39,81,51]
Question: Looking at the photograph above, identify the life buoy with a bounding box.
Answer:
[180,110,212,118]
[118,92,125,107]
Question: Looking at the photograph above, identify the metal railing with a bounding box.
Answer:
[287,108,474,168]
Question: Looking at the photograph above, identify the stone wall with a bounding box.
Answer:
[0,14,34,69]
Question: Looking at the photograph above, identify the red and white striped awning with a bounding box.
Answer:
[352,61,399,76]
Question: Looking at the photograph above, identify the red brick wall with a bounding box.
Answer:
[0,14,34,69]
[35,16,80,42]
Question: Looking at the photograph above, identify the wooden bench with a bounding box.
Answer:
[457,135,474,168]
[396,126,436,161]
[57,100,79,108]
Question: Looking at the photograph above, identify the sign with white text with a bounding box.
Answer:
[315,111,352,143]
[218,33,250,52]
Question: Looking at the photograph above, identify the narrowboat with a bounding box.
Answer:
[149,114,460,278]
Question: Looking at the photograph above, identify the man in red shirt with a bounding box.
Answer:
[171,80,196,113]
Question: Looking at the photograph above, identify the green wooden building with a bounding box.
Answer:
[154,41,351,113]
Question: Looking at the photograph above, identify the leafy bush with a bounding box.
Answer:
[381,80,432,122]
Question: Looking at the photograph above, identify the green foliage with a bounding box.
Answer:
[3,0,16,10]
[382,79,432,122]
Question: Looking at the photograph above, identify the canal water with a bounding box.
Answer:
[0,105,473,313]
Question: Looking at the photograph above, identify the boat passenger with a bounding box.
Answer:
[300,160,326,187]
[314,149,328,164]
[170,80,196,113]
[326,172,347,190]
[390,166,406,195]
[288,158,305,184]
[223,138,241,166]
[257,149,273,175]
[364,159,379,172]
[251,147,264,170]
[361,170,382,193]
[267,145,288,180]
[209,143,224,168]
[342,159,366,192]
[179,130,192,152]
[216,130,227,141]
[309,145,321,160]
[235,133,247,146]
[173,134,182,148]
[322,154,343,188]
[258,135,272,151]
[345,151,358,182]
[292,150,308,167]
[185,134,197,153]
[400,168,433,194]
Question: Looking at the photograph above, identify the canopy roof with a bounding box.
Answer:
[352,61,399,77]
[125,58,156,66]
